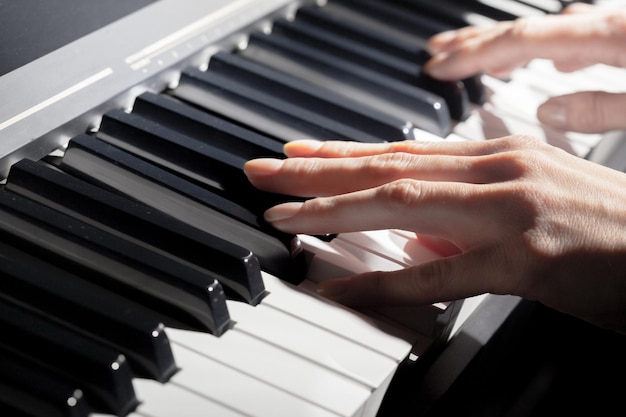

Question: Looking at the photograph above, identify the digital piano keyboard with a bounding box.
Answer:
[1,1,625,417]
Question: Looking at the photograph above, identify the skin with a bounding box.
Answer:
[424,4,626,133]
[245,138,626,333]
[244,4,626,333]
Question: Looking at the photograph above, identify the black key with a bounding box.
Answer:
[511,0,562,14]
[270,18,470,120]
[0,188,231,335]
[6,158,266,305]
[438,0,542,20]
[172,67,358,143]
[243,30,451,137]
[311,0,486,104]
[378,0,513,28]
[379,0,468,28]
[60,134,305,283]
[206,51,414,142]
[177,67,388,143]
[0,241,178,382]
[298,2,433,63]
[0,297,138,416]
[133,92,285,159]
[0,345,92,417]
[328,0,451,47]
[97,108,287,215]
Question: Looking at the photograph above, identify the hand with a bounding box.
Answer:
[244,138,626,333]
[424,4,626,133]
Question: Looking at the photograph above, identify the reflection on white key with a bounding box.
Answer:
[336,230,441,268]
[296,232,458,337]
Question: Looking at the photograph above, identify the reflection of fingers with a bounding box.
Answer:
[316,244,516,307]
[538,92,626,133]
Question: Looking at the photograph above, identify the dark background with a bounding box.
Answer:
[0,0,157,76]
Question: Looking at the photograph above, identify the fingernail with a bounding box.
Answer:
[537,98,568,129]
[264,202,304,223]
[284,139,323,157]
[316,279,349,298]
[426,30,457,54]
[422,54,448,79]
[243,158,284,177]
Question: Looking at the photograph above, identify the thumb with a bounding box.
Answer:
[316,245,513,307]
[537,91,626,133]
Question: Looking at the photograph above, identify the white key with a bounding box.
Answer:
[456,76,601,156]
[261,273,417,360]
[168,327,370,417]
[133,379,246,417]
[300,231,455,336]
[336,230,441,268]
[167,342,339,417]
[226,300,398,388]
[479,0,546,17]
[299,233,384,277]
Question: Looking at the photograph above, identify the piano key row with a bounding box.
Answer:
[2,1,621,416]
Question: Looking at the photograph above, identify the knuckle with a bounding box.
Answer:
[300,196,336,215]
[411,261,451,298]
[507,17,532,40]
[366,152,415,174]
[376,179,424,210]
[489,135,543,152]
[283,157,319,177]
[607,9,626,39]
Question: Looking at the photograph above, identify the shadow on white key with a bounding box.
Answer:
[297,231,461,339]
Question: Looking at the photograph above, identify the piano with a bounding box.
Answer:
[1,1,625,416]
